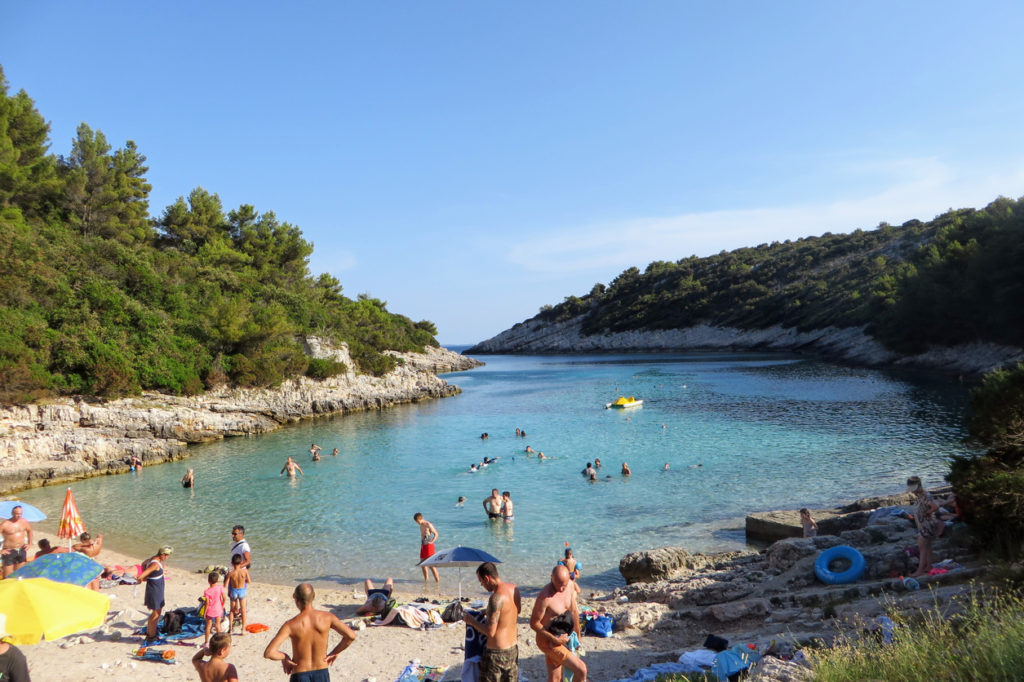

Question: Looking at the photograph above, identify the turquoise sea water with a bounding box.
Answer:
[16,352,974,593]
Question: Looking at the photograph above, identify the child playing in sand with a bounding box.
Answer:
[225,554,250,634]
[800,508,818,538]
[192,632,238,682]
[202,571,226,647]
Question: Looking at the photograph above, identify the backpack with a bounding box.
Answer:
[441,600,464,623]
[380,597,398,621]
[160,609,186,635]
[197,596,208,618]
[584,614,614,637]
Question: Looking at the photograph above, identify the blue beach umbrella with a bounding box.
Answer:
[419,546,502,599]
[10,552,104,587]
[0,500,46,522]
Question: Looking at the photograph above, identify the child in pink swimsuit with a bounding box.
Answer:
[201,571,226,647]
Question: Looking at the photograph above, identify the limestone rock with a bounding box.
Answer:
[467,313,1022,376]
[709,598,770,622]
[748,657,814,682]
[619,547,693,584]
[612,602,668,631]
[0,344,480,495]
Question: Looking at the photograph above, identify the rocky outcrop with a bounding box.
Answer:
[0,343,481,495]
[606,490,987,665]
[746,487,950,543]
[619,547,758,584]
[467,315,1024,377]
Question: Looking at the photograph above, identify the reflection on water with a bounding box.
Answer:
[17,352,976,591]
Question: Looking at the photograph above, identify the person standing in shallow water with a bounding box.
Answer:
[414,513,440,583]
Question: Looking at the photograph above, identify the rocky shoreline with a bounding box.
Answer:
[0,342,481,495]
[598,488,983,680]
[467,314,1024,377]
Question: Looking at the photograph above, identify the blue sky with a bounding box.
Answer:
[3,2,1023,344]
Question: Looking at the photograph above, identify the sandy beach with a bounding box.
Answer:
[17,531,680,682]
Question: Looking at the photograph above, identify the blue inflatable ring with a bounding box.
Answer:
[814,545,866,585]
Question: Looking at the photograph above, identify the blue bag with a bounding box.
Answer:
[584,614,614,637]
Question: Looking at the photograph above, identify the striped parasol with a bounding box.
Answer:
[57,487,85,543]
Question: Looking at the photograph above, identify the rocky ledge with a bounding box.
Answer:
[0,342,481,495]
[467,314,1023,377]
[593,491,984,677]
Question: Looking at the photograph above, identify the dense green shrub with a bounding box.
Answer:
[0,65,440,403]
[523,198,1024,358]
[948,363,1024,559]
[306,358,348,380]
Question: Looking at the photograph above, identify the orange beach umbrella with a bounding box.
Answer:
[57,488,85,543]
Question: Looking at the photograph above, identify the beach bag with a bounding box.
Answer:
[703,634,729,652]
[197,596,208,618]
[584,613,614,637]
[441,599,464,623]
[160,609,186,635]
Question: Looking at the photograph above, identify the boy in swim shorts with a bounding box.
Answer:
[225,554,250,634]
[413,513,440,583]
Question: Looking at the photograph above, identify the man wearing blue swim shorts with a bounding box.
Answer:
[265,583,357,681]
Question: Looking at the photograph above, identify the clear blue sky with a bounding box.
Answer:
[4,2,1023,344]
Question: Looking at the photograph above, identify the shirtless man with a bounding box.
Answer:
[264,583,356,681]
[73,531,103,557]
[34,538,68,558]
[413,513,440,582]
[530,565,586,682]
[281,457,304,477]
[465,562,522,682]
[355,577,394,616]
[483,489,503,520]
[0,505,32,577]
[500,492,514,522]
[621,462,631,476]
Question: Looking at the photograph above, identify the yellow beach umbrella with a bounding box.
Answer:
[0,577,109,645]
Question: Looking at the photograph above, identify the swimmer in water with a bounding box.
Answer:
[280,457,304,477]
[621,462,631,475]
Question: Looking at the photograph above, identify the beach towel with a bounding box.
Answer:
[395,662,446,682]
[375,603,442,628]
[137,609,206,641]
[130,647,178,664]
[678,648,717,672]
[608,662,699,682]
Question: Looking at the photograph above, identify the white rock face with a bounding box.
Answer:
[0,343,480,494]
[470,315,1023,375]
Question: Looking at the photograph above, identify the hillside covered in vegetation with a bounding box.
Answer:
[481,195,1024,356]
[0,66,438,404]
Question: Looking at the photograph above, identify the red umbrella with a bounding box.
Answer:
[57,488,85,545]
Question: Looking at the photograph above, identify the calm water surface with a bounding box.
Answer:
[18,352,974,593]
